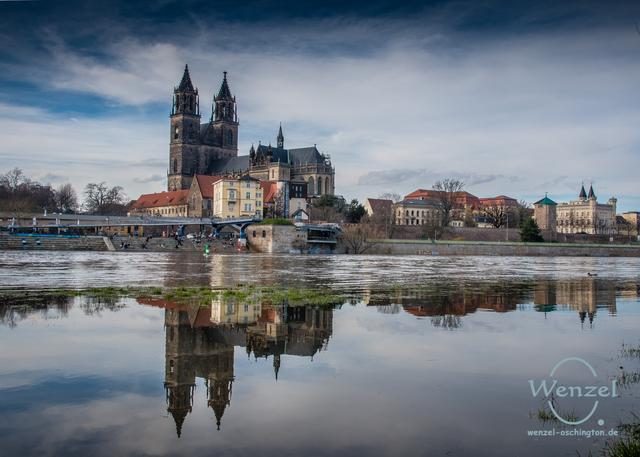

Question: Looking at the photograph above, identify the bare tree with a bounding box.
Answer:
[54,183,79,213]
[83,182,127,215]
[0,168,55,215]
[340,223,374,254]
[432,179,464,227]
[482,205,508,228]
[0,167,29,191]
[378,192,402,203]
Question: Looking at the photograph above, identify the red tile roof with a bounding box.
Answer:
[404,189,480,208]
[131,190,189,209]
[366,198,392,214]
[193,175,224,199]
[260,181,278,203]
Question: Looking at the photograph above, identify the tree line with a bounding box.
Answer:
[0,167,130,215]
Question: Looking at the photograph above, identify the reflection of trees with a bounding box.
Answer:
[78,296,127,315]
[430,314,462,330]
[0,293,73,328]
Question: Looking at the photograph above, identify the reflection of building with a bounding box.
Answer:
[534,278,617,326]
[138,295,334,436]
[163,302,235,434]
[361,279,621,329]
[364,286,525,317]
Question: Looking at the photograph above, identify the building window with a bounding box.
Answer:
[262,230,266,238]
[246,192,251,199]
[227,130,233,145]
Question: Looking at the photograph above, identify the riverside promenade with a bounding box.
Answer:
[365,239,640,257]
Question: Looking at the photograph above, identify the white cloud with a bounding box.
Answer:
[1,21,640,210]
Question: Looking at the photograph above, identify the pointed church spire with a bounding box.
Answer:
[213,72,236,123]
[273,354,281,380]
[178,64,195,92]
[216,71,233,100]
[277,123,284,148]
[173,64,199,116]
[588,184,596,200]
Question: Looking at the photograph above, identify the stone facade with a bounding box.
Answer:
[246,224,307,253]
[167,66,335,198]
[393,198,441,226]
[168,67,238,191]
[556,185,617,235]
[533,194,557,231]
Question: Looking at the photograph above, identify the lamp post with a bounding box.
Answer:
[506,211,509,242]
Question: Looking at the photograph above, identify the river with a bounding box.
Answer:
[0,252,639,457]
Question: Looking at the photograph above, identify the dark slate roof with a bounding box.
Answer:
[399,198,439,207]
[177,65,195,92]
[216,71,233,100]
[255,144,289,163]
[588,185,596,199]
[207,156,250,175]
[579,185,587,199]
[289,147,325,165]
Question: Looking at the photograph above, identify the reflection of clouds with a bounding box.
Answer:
[0,278,639,455]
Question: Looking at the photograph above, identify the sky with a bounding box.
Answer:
[0,0,639,211]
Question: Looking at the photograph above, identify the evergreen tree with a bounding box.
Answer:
[520,217,544,242]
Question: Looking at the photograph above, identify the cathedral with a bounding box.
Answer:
[167,65,335,196]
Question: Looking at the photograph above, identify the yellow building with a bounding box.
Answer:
[210,296,261,325]
[212,175,263,219]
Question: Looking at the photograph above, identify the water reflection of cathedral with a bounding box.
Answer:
[139,297,333,436]
[363,278,621,327]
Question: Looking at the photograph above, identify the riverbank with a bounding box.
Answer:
[365,239,640,257]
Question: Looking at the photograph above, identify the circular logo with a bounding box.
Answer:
[547,357,599,425]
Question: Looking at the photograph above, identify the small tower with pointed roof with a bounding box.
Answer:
[168,64,202,191]
[212,71,238,150]
[533,193,557,233]
[277,124,284,149]
[578,184,587,201]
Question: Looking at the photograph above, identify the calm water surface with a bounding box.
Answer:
[1,252,640,457]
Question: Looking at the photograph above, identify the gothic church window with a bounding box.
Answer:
[227,130,233,145]
[173,159,178,173]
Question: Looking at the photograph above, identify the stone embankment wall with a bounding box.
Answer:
[365,239,640,257]
[246,224,307,253]
[0,233,229,252]
[0,234,109,251]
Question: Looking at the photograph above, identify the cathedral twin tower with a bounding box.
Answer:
[168,65,335,197]
[168,65,239,191]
